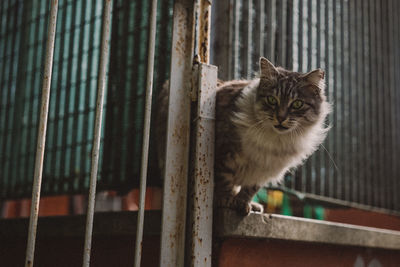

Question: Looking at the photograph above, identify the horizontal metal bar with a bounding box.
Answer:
[24,1,59,266]
[216,209,400,250]
[82,0,112,266]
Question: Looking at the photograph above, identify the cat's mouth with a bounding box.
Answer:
[273,124,290,132]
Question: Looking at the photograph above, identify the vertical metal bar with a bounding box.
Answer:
[305,0,312,194]
[82,0,112,266]
[314,0,321,196]
[346,0,352,202]
[233,0,241,78]
[259,0,265,58]
[324,0,331,198]
[133,0,157,266]
[358,0,365,205]
[210,0,230,79]
[25,1,58,266]
[375,0,383,208]
[331,0,338,199]
[160,0,195,266]
[394,0,400,211]
[354,0,360,204]
[286,0,293,69]
[188,63,217,267]
[382,0,392,210]
[387,0,395,210]
[368,0,377,206]
[246,0,252,77]
[364,0,372,206]
[266,0,275,62]
[199,0,211,64]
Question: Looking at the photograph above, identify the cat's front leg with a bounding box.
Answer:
[231,185,263,216]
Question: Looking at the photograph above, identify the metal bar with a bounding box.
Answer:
[354,0,360,204]
[259,0,265,59]
[217,210,400,250]
[246,0,252,77]
[188,63,217,267]
[387,0,395,210]
[314,0,322,196]
[331,0,338,199]
[199,0,211,64]
[375,0,383,208]
[265,0,271,60]
[160,0,195,266]
[133,0,158,266]
[363,0,371,206]
[82,0,112,266]
[233,0,241,78]
[369,0,377,206]
[25,0,58,266]
[286,0,293,69]
[393,0,400,212]
[305,0,312,194]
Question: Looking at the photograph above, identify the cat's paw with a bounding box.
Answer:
[249,201,264,213]
[235,201,264,216]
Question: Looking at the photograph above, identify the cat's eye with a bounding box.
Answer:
[291,100,304,109]
[266,96,277,105]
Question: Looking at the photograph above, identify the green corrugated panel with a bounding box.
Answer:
[0,0,174,199]
[101,0,174,192]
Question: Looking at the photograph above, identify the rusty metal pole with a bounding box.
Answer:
[159,0,196,266]
[187,1,217,266]
[82,1,112,266]
[188,63,217,267]
[133,0,158,266]
[24,1,58,266]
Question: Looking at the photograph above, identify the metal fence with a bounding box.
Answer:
[0,0,173,200]
[212,0,400,213]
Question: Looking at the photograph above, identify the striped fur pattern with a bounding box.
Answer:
[215,57,331,216]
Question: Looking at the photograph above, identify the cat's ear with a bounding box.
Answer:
[259,57,278,80]
[302,69,325,90]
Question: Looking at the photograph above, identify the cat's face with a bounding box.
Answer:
[255,58,325,135]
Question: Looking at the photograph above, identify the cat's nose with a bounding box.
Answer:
[277,114,286,123]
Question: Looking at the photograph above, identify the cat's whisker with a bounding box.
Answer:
[320,144,340,172]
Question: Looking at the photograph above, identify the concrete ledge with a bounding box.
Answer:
[215,209,400,250]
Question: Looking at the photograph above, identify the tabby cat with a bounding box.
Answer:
[215,57,331,216]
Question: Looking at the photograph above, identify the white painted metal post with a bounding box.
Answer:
[133,0,158,266]
[187,1,216,266]
[160,0,196,266]
[25,1,58,266]
[188,63,217,267]
[82,1,112,266]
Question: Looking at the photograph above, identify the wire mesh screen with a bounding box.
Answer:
[212,0,400,212]
[0,0,173,199]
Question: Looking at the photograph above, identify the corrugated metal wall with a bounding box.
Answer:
[212,0,400,212]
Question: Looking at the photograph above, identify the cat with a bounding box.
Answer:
[214,57,331,216]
